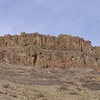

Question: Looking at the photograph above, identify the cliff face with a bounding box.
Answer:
[0,32,100,68]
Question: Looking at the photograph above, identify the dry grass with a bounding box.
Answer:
[0,64,100,100]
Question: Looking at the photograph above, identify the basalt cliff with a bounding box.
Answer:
[0,32,100,68]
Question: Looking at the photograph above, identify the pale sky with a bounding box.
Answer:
[0,0,100,46]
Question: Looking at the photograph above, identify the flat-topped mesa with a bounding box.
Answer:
[0,32,92,53]
[0,32,100,69]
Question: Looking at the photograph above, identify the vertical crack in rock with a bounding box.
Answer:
[31,53,38,66]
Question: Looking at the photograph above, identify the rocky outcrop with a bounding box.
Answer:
[0,32,100,68]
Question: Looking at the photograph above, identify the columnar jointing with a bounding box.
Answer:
[0,32,100,68]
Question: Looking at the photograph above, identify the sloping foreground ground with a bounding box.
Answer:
[0,63,100,100]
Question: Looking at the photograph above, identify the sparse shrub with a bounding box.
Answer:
[59,85,69,91]
[35,93,45,99]
[69,92,79,95]
[3,83,9,88]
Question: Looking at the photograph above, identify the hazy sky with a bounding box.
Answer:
[0,0,100,46]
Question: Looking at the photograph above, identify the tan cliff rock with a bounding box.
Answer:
[0,32,100,68]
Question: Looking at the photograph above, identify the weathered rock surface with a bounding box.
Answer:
[0,32,100,68]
